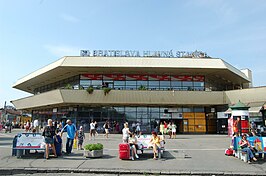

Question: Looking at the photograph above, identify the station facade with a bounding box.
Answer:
[11,53,266,133]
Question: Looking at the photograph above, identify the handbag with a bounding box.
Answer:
[73,139,78,149]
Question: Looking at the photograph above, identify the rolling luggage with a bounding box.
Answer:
[54,135,62,156]
[119,143,130,160]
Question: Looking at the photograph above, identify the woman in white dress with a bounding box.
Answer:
[171,123,177,139]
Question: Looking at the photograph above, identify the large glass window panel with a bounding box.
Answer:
[125,112,136,121]
[148,81,159,90]
[183,81,193,86]
[114,81,125,90]
[150,113,160,120]
[137,107,148,113]
[137,112,148,120]
[149,107,160,113]
[160,81,171,90]
[125,107,137,112]
[194,107,205,112]
[137,81,148,87]
[92,80,102,89]
[125,81,136,89]
[194,82,204,87]
[80,80,91,87]
[183,107,193,112]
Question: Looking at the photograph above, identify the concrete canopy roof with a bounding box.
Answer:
[13,56,250,94]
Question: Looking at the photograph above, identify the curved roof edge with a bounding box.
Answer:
[12,57,66,88]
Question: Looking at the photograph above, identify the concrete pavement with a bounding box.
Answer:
[1,129,266,175]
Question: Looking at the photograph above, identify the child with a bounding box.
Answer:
[54,129,62,156]
[78,126,85,150]
[128,133,139,160]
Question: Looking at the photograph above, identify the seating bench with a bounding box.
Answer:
[233,136,266,163]
[136,135,165,159]
[12,133,46,158]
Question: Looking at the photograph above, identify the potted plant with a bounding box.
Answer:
[138,85,147,90]
[103,87,112,95]
[84,143,103,158]
[86,86,94,94]
[65,84,73,89]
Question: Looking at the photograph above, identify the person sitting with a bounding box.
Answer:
[239,134,257,164]
[149,131,161,160]
[128,133,139,160]
[158,132,165,148]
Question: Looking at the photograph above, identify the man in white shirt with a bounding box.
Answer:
[90,120,96,140]
[33,119,39,133]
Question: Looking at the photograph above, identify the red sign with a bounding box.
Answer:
[82,74,102,80]
[193,76,204,82]
[149,75,170,81]
[172,76,193,81]
[103,74,126,80]
[126,74,148,80]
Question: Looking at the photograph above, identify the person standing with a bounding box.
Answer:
[104,121,110,138]
[115,122,120,134]
[171,122,177,139]
[43,119,57,159]
[167,122,172,139]
[233,117,241,136]
[90,120,96,140]
[122,123,131,143]
[61,119,77,155]
[33,119,39,133]
[163,121,168,135]
[132,122,136,133]
[78,126,85,150]
[136,122,141,135]
[160,122,164,135]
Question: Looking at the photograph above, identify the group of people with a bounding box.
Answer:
[42,119,85,159]
[122,122,164,160]
[159,121,177,139]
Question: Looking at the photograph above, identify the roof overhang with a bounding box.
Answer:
[13,57,250,94]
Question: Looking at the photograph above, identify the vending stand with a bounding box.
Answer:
[228,101,250,136]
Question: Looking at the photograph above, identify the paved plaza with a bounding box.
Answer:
[1,129,266,175]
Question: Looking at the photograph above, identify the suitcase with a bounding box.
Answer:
[119,143,130,160]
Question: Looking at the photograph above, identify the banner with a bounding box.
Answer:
[16,133,45,149]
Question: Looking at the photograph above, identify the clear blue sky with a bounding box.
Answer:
[1,0,266,107]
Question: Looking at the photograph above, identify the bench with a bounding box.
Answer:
[136,135,165,159]
[233,136,266,163]
[12,133,46,158]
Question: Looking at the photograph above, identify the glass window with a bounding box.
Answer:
[194,82,204,87]
[80,80,91,87]
[194,107,205,112]
[125,107,137,112]
[160,81,171,90]
[149,107,160,113]
[137,81,148,87]
[137,107,148,113]
[126,81,137,90]
[183,81,193,86]
[114,81,125,90]
[183,107,193,112]
[148,81,159,90]
[92,80,102,89]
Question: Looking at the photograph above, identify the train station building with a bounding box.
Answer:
[11,50,266,133]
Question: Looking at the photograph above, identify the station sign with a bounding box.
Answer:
[80,49,209,58]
